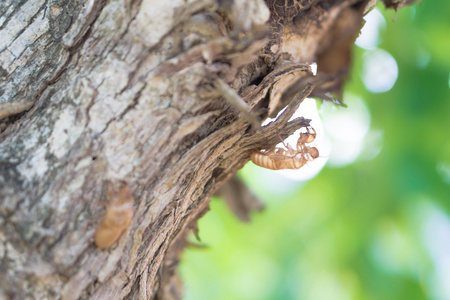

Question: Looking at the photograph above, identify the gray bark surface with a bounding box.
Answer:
[0,0,416,298]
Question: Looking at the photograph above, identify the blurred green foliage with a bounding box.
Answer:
[180,1,450,299]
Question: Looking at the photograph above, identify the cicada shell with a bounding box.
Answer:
[250,127,319,170]
[94,183,134,249]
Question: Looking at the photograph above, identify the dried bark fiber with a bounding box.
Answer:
[0,0,416,298]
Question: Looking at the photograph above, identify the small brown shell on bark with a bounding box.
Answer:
[94,183,134,249]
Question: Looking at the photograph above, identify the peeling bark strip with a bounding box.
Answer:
[0,0,417,298]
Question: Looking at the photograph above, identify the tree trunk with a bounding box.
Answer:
[0,0,416,299]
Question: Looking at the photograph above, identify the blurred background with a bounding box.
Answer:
[180,1,450,299]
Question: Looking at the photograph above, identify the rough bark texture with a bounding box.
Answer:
[0,0,416,299]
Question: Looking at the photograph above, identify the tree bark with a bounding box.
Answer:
[0,0,416,299]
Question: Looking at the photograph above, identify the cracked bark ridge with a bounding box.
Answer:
[0,0,418,298]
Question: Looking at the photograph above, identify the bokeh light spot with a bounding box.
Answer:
[362,49,398,93]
